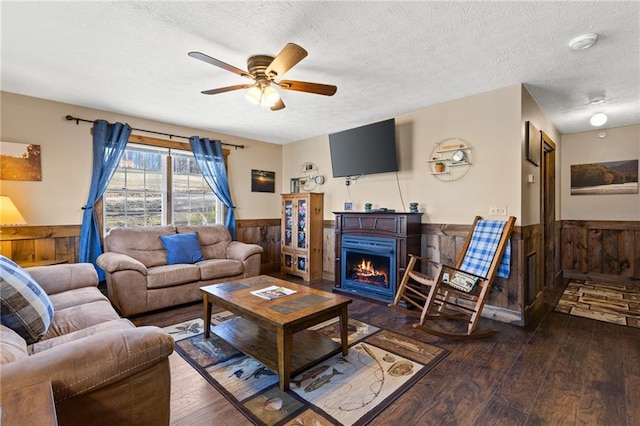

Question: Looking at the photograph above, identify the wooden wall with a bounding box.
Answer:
[0,225,81,265]
[235,219,280,273]
[561,220,640,284]
[0,219,281,272]
[3,219,638,323]
[420,223,524,325]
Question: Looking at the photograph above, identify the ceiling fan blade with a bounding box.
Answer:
[201,84,252,95]
[277,80,337,96]
[188,51,252,78]
[265,43,308,79]
[271,98,286,111]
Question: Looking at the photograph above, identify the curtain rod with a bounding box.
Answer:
[65,115,245,149]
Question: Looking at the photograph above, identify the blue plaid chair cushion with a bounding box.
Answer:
[0,255,54,344]
[459,220,511,279]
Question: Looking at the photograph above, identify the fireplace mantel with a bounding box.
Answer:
[333,212,422,302]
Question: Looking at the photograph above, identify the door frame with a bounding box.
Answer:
[540,131,557,294]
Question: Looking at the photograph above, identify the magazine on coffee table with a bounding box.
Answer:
[251,285,297,300]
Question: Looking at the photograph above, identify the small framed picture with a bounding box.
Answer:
[344,201,353,211]
[251,169,275,193]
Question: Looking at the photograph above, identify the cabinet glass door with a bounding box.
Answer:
[297,256,307,272]
[284,200,293,247]
[297,199,307,249]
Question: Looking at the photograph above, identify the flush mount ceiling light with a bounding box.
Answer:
[569,33,598,50]
[590,112,608,127]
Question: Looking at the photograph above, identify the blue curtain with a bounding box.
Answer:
[79,120,131,280]
[189,137,236,239]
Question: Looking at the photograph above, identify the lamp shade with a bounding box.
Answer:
[262,85,280,107]
[245,85,262,105]
[0,196,27,226]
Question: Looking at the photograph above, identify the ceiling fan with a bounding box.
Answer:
[188,43,337,111]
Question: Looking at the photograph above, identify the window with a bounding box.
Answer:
[103,144,221,233]
[172,151,219,226]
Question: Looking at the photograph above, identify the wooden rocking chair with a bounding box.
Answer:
[389,216,516,340]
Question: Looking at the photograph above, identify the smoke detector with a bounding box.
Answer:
[569,33,598,50]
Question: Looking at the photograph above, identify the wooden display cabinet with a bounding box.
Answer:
[281,193,324,281]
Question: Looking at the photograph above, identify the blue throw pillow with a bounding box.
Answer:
[160,232,205,265]
[0,255,54,344]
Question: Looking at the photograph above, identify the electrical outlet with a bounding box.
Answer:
[489,205,507,216]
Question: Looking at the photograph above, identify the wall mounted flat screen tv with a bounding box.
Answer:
[329,118,398,178]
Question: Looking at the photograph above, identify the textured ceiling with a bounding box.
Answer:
[1,1,638,144]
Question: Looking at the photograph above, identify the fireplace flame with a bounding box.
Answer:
[354,259,388,283]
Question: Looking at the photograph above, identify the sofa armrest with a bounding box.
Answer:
[25,263,98,295]
[226,241,263,262]
[97,252,148,275]
[0,326,174,400]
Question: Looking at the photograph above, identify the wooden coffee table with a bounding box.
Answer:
[201,275,352,391]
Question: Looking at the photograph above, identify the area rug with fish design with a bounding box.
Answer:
[164,311,449,426]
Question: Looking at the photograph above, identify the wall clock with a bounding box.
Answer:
[452,149,466,163]
[314,175,325,185]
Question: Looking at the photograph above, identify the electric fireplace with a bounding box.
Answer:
[333,211,423,304]
[341,236,396,302]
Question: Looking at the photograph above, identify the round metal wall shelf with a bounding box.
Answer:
[427,138,474,182]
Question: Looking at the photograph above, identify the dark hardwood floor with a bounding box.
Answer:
[130,276,640,426]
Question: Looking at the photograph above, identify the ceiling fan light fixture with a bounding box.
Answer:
[262,85,280,108]
[245,85,262,105]
[590,112,608,127]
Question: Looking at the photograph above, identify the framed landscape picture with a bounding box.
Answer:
[0,141,42,181]
[570,159,638,195]
[251,169,275,193]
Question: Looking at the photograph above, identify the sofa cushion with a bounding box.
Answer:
[30,318,134,354]
[147,264,201,289]
[199,259,244,280]
[0,324,28,364]
[42,300,121,340]
[48,286,110,311]
[104,225,176,268]
[159,232,205,265]
[176,225,230,260]
[0,255,54,344]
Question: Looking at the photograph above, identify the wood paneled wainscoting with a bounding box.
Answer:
[235,219,281,273]
[0,225,81,266]
[319,220,526,326]
[561,220,640,285]
[420,223,525,326]
[0,219,282,273]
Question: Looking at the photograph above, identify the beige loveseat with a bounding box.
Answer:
[97,224,263,316]
[0,262,174,425]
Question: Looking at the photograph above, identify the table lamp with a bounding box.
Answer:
[0,196,27,226]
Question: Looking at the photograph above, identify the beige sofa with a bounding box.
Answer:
[97,224,263,316]
[0,263,174,425]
